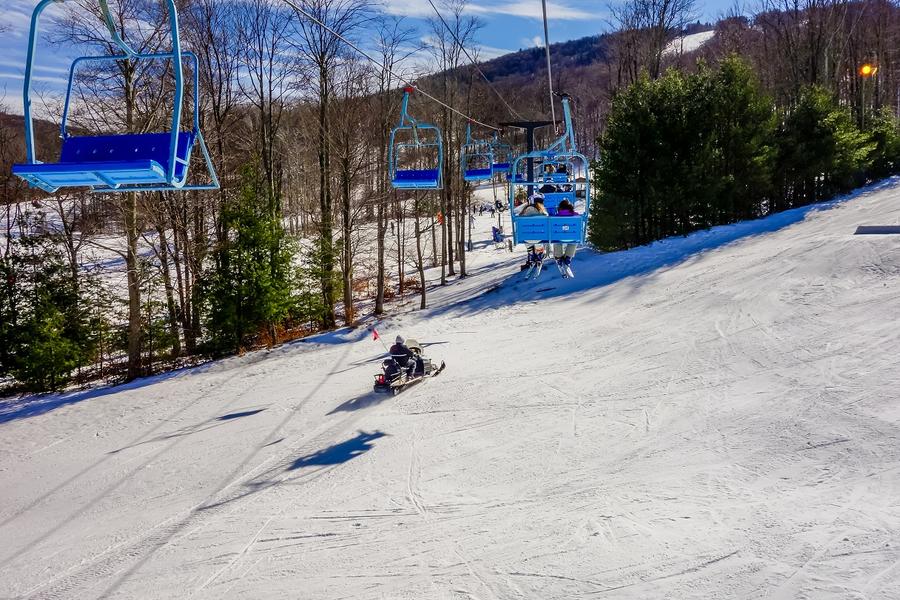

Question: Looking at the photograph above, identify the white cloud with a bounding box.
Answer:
[0,72,67,84]
[381,0,595,21]
[0,59,70,75]
[469,1,593,20]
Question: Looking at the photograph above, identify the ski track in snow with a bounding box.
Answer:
[3,181,900,598]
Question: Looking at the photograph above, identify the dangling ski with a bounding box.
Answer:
[525,257,544,280]
[524,245,545,280]
[556,258,574,279]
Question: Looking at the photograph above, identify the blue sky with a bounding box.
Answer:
[0,0,734,115]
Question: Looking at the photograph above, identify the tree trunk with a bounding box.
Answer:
[430,214,437,267]
[414,196,426,310]
[125,191,142,380]
[155,219,182,358]
[375,190,386,315]
[341,163,353,324]
[318,60,336,328]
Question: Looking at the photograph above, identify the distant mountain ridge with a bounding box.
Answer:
[477,21,715,82]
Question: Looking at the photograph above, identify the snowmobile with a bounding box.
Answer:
[373,338,445,395]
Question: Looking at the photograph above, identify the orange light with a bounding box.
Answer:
[859,63,877,77]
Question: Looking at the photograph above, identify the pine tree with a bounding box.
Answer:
[710,56,776,222]
[866,108,900,179]
[775,86,875,208]
[1,212,101,391]
[202,166,298,354]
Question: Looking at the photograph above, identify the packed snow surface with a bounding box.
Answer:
[3,181,900,599]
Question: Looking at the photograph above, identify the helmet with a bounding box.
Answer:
[528,193,544,204]
[395,335,404,344]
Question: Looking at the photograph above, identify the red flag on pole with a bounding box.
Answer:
[372,328,380,341]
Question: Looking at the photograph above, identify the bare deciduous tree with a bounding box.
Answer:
[290,0,371,328]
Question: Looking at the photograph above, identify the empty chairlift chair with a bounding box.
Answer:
[13,0,219,194]
[490,131,513,176]
[389,87,443,190]
[461,122,494,182]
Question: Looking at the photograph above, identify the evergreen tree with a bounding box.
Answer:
[866,107,900,180]
[1,212,101,391]
[591,75,658,250]
[775,86,875,208]
[709,56,776,222]
[202,166,298,354]
[591,60,877,253]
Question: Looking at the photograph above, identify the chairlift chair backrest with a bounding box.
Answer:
[490,131,513,176]
[461,122,494,182]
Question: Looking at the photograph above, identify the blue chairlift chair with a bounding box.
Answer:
[490,131,513,176]
[389,87,443,190]
[508,94,591,246]
[12,0,219,194]
[461,121,494,182]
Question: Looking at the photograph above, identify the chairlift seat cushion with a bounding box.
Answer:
[492,162,510,172]
[393,169,440,189]
[13,132,195,190]
[463,167,492,181]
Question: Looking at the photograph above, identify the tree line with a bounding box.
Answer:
[591,0,900,249]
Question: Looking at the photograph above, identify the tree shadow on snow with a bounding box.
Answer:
[108,408,266,454]
[198,430,388,515]
[428,180,895,318]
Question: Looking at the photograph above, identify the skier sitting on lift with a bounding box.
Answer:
[516,194,548,216]
[517,194,548,272]
[552,199,578,268]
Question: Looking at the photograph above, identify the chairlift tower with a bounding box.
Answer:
[498,120,553,187]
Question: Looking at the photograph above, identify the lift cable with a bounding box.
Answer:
[424,0,524,122]
[282,0,500,131]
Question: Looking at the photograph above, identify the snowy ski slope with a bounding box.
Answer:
[2,180,900,598]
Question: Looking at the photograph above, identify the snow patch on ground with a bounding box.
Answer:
[664,29,716,56]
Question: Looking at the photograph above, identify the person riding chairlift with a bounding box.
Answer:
[516,193,548,217]
[516,194,547,271]
[552,199,578,266]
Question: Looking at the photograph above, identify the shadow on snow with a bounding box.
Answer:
[288,430,388,470]
[328,391,389,415]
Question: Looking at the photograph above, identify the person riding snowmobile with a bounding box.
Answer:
[389,336,418,376]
